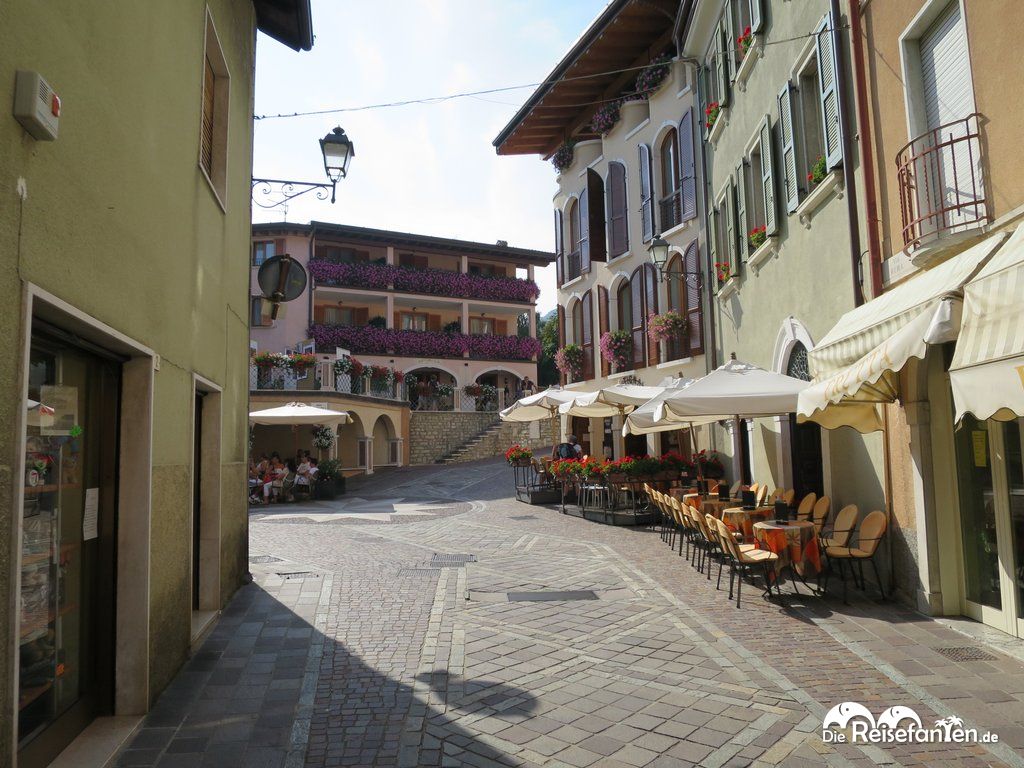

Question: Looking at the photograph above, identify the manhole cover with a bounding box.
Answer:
[249,555,283,563]
[400,569,440,576]
[431,554,477,567]
[507,590,598,602]
[510,515,538,521]
[935,646,997,662]
[276,571,321,580]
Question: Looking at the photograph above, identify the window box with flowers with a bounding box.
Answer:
[590,100,621,136]
[714,261,740,301]
[734,28,761,90]
[309,325,541,361]
[747,228,779,273]
[555,344,585,382]
[599,330,632,373]
[706,102,727,144]
[796,159,844,229]
[551,140,576,174]
[634,54,672,98]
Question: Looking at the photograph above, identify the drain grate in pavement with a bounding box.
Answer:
[249,555,283,563]
[509,515,538,521]
[431,553,477,567]
[276,571,321,580]
[935,646,997,662]
[507,590,598,602]
[399,568,440,576]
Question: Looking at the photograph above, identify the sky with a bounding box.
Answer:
[253,0,609,314]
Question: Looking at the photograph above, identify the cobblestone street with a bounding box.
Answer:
[117,459,1024,768]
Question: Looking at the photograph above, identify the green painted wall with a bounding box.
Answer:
[0,0,258,754]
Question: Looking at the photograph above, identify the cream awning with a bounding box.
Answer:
[558,381,689,419]
[249,402,350,426]
[798,231,1008,432]
[950,224,1024,422]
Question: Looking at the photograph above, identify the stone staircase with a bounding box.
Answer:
[439,420,553,465]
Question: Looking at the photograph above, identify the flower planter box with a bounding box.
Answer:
[314,476,346,500]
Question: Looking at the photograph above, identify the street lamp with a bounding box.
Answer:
[648,234,703,288]
[252,126,355,209]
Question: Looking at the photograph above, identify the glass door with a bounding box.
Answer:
[18,333,119,768]
[1003,420,1024,638]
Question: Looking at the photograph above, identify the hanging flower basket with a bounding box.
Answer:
[312,425,336,450]
[590,101,621,135]
[634,54,672,97]
[647,311,688,344]
[599,330,632,371]
[551,140,577,172]
[554,344,584,379]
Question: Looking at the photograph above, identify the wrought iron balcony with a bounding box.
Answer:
[659,189,682,231]
[565,250,583,282]
[897,114,987,258]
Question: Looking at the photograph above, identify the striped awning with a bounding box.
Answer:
[950,224,1024,422]
[798,231,1008,432]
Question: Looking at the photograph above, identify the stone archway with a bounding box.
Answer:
[337,412,365,469]
[372,414,398,467]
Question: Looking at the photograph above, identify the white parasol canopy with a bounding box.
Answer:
[560,380,691,419]
[624,359,809,435]
[499,387,593,423]
[249,402,350,426]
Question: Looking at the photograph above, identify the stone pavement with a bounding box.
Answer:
[115,458,1024,767]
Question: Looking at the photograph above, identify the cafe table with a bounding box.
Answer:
[675,492,732,518]
[722,506,773,540]
[752,519,822,578]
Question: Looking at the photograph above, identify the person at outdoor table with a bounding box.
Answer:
[307,457,319,482]
[521,375,536,396]
[295,455,312,489]
[262,456,282,503]
[569,434,583,457]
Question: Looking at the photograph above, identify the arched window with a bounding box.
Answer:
[567,198,582,281]
[664,254,685,362]
[659,128,681,230]
[606,162,628,257]
[786,341,811,382]
[571,299,583,345]
[616,279,633,372]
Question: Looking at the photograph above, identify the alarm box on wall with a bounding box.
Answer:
[13,70,60,141]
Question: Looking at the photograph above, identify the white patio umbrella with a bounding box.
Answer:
[499,387,595,443]
[624,359,809,435]
[249,402,350,426]
[559,380,692,419]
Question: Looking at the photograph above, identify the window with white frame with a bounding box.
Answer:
[250,297,272,327]
[252,240,275,267]
[200,11,230,206]
[402,313,428,331]
[469,317,494,334]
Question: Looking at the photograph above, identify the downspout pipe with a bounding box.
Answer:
[831,0,865,307]
[849,0,885,299]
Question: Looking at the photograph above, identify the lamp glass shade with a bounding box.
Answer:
[648,236,669,268]
[320,126,354,181]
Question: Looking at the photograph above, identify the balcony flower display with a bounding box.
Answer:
[554,344,584,379]
[308,325,540,361]
[505,444,533,466]
[312,425,336,451]
[253,351,290,368]
[808,155,827,186]
[549,458,583,480]
[748,225,767,250]
[737,26,753,58]
[289,352,317,373]
[646,311,687,344]
[368,364,392,381]
[599,330,632,371]
[590,101,621,135]
[551,140,576,172]
[635,54,672,96]
[394,370,406,384]
[307,260,540,303]
[714,261,732,283]
[705,101,721,132]
[463,383,484,397]
[692,449,725,479]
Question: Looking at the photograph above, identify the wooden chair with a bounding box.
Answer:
[755,485,769,508]
[823,511,888,603]
[670,497,694,558]
[770,487,786,503]
[782,489,796,506]
[811,495,832,534]
[729,480,742,498]
[821,504,859,549]
[795,492,817,520]
[713,518,780,607]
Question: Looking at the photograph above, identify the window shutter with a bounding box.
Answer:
[630,270,645,367]
[495,319,507,335]
[679,109,697,222]
[314,305,326,324]
[716,21,729,107]
[586,169,607,262]
[607,163,628,257]
[393,311,400,329]
[639,144,654,241]
[644,264,660,367]
[725,182,737,274]
[725,0,737,83]
[581,290,594,380]
[598,285,610,377]
[557,305,566,383]
[428,314,441,332]
[274,238,286,257]
[554,208,564,287]
[579,187,591,274]
[708,204,718,273]
[354,307,369,326]
[815,12,844,169]
[749,0,763,33]
[778,83,800,213]
[759,115,778,235]
[735,161,748,261]
[683,243,703,355]
[201,57,215,174]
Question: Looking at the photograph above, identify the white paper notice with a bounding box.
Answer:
[83,488,99,540]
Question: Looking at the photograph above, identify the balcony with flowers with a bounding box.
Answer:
[307,323,541,362]
[308,259,540,304]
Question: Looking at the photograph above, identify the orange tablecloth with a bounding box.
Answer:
[672,492,733,518]
[722,506,773,540]
[753,520,822,577]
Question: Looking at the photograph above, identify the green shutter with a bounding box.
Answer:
[815,12,844,169]
[749,0,763,33]
[778,83,800,213]
[726,183,737,275]
[716,20,729,107]
[735,161,748,260]
[725,1,737,83]
[760,115,777,236]
[708,205,718,276]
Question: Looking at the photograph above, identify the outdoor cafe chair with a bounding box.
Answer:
[713,517,780,608]
[811,495,832,535]
[755,485,769,507]
[667,496,688,556]
[729,480,742,498]
[690,508,722,578]
[782,488,796,505]
[681,502,704,569]
[820,504,859,550]
[822,510,888,603]
[795,492,817,521]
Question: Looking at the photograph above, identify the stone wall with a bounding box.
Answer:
[444,420,555,464]
[409,413,554,465]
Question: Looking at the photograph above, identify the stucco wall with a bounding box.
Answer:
[0,0,258,751]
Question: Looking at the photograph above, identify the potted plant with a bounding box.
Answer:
[647,311,688,345]
[311,425,336,455]
[634,54,672,96]
[714,261,732,283]
[554,344,584,381]
[443,320,462,334]
[705,101,721,132]
[579,457,607,481]
[605,456,636,483]
[693,449,725,479]
[505,444,533,467]
[748,225,767,250]
[737,26,754,59]
[599,330,632,372]
[551,140,576,173]
[808,155,827,187]
[289,352,317,375]
[590,100,621,135]
[314,458,346,500]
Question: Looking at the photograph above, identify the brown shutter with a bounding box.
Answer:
[554,209,565,287]
[495,319,507,335]
[579,186,591,274]
[644,264,660,366]
[354,307,369,326]
[684,242,704,355]
[314,305,326,324]
[639,144,654,241]
[415,254,428,269]
[356,250,370,262]
[274,238,286,258]
[200,57,215,173]
[680,108,697,222]
[630,268,645,368]
[586,169,607,262]
[427,314,441,332]
[607,163,628,257]
[597,285,609,377]
[557,305,566,385]
[393,311,401,329]
[581,290,594,381]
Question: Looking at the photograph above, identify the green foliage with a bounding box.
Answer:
[537,310,559,386]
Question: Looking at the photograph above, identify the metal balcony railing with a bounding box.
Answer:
[897,113,987,255]
[659,189,682,231]
[565,250,582,282]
